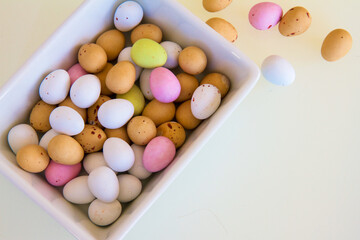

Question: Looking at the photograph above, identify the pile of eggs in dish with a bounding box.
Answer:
[7,0,231,226]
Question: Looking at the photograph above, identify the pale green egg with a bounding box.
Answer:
[131,39,167,68]
[116,85,145,116]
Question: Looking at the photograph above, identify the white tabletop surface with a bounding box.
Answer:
[1,0,360,239]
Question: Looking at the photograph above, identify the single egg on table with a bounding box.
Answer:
[248,2,283,30]
[261,55,295,86]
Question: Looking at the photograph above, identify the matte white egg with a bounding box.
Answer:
[70,74,101,108]
[261,55,295,86]
[49,106,85,136]
[63,176,95,204]
[39,129,60,151]
[117,174,142,203]
[39,69,70,105]
[118,47,143,80]
[103,138,135,172]
[98,99,134,129]
[128,144,151,180]
[160,41,182,69]
[139,69,154,100]
[8,124,38,154]
[83,152,117,174]
[114,1,143,32]
[88,166,119,203]
[88,199,122,226]
[191,84,221,120]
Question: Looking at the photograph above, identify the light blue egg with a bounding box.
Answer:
[261,55,295,86]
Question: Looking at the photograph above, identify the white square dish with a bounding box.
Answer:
[0,0,259,239]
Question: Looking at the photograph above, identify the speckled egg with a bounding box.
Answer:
[191,84,221,120]
[39,69,70,105]
[131,23,163,44]
[16,145,49,173]
[88,199,122,226]
[160,41,182,69]
[249,2,283,30]
[279,7,311,36]
[87,95,111,128]
[118,47,143,80]
[179,46,207,75]
[321,29,352,62]
[29,100,56,132]
[96,29,125,61]
[78,43,107,73]
[74,124,107,153]
[114,1,143,32]
[200,72,230,98]
[157,122,186,148]
[127,116,157,145]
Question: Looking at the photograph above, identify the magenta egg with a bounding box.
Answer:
[45,160,82,186]
[149,67,181,103]
[68,63,87,85]
[249,2,283,30]
[143,136,176,172]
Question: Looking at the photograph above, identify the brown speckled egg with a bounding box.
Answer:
[59,96,87,121]
[87,95,111,128]
[321,29,352,62]
[200,72,230,98]
[178,46,207,75]
[78,43,107,73]
[131,24,163,44]
[95,63,114,96]
[104,126,131,145]
[142,99,175,126]
[176,100,202,130]
[16,144,49,173]
[48,135,84,165]
[203,0,232,12]
[127,116,156,145]
[106,61,136,94]
[96,29,125,61]
[29,100,56,132]
[279,7,311,37]
[157,122,186,148]
[206,17,238,43]
[175,73,199,103]
[74,125,107,153]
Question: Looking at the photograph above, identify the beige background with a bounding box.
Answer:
[1,0,360,239]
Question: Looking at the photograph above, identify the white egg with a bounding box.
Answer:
[191,84,221,120]
[83,152,117,174]
[39,69,70,105]
[88,166,119,203]
[261,55,295,86]
[114,1,143,32]
[39,129,60,151]
[103,138,135,172]
[63,176,95,204]
[49,106,85,136]
[88,199,122,226]
[98,99,134,129]
[70,74,101,108]
[8,124,38,154]
[117,174,142,203]
[128,144,151,180]
[160,41,182,69]
[118,47,143,80]
[139,69,154,100]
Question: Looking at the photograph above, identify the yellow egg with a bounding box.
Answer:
[279,7,311,37]
[29,100,56,132]
[78,43,107,73]
[142,99,175,126]
[96,29,125,61]
[131,24,163,44]
[127,116,157,145]
[321,29,352,62]
[206,17,238,43]
[48,135,84,165]
[200,72,230,98]
[157,122,186,148]
[16,144,49,173]
[178,46,207,75]
[116,84,145,116]
[74,125,107,153]
[106,61,136,94]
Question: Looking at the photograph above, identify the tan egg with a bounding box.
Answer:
[131,24,163,44]
[279,7,311,37]
[95,62,114,96]
[16,144,49,173]
[59,96,87,121]
[96,29,125,61]
[176,100,202,130]
[104,126,131,145]
[175,73,199,103]
[127,116,156,145]
[78,43,107,73]
[157,122,186,148]
[206,18,238,43]
[48,135,84,165]
[203,0,232,12]
[178,46,207,75]
[200,72,230,98]
[74,125,107,153]
[29,100,56,132]
[106,61,136,94]
[321,29,352,62]
[87,95,111,128]
[142,99,175,126]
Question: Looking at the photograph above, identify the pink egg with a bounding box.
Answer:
[68,63,87,85]
[249,2,283,30]
[149,67,181,103]
[143,136,176,172]
[45,160,82,186]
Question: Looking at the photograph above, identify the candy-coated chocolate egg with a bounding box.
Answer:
[70,74,101,108]
[87,95,111,128]
[117,174,142,203]
[63,176,95,204]
[176,100,202,130]
[249,2,283,30]
[48,135,84,165]
[321,29,352,62]
[106,61,136,94]
[96,29,125,61]
[157,121,186,148]
[131,39,167,68]
[261,55,295,86]
[98,99,134,129]
[67,63,87,85]
[78,43,107,73]
[150,67,181,103]
[45,160,81,187]
[39,69,70,105]
[74,124,107,153]
[206,17,238,42]
[139,69,154,100]
[83,152,116,174]
[88,166,119,203]
[203,0,232,12]
[59,96,87,122]
[103,137,135,172]
[29,100,56,132]
[200,72,230,98]
[160,41,182,69]
[131,23,162,44]
[114,1,143,32]
[88,199,122,226]
[142,99,175,126]
[104,127,131,145]
[127,116,156,145]
[49,106,85,136]
[118,47,143,80]
[116,85,145,116]
[143,136,176,172]
[39,129,60,151]
[16,145,49,173]
[179,46,207,75]
[128,144,151,179]
[8,124,38,154]
[279,7,311,36]
[191,84,221,120]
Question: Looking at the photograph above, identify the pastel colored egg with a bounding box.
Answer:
[191,84,221,120]
[139,69,154,100]
[117,47,143,80]
[261,55,295,86]
[88,199,122,226]
[117,174,142,203]
[70,74,101,108]
[249,2,283,30]
[67,63,87,85]
[98,99,134,129]
[200,72,230,98]
[157,121,186,148]
[39,129,61,151]
[114,1,143,32]
[160,41,182,69]
[116,84,145,116]
[78,43,107,73]
[63,176,95,204]
[88,166,119,203]
[74,125,107,153]
[127,116,157,145]
[150,67,181,103]
[321,29,352,62]
[39,69,70,105]
[103,137,135,172]
[49,106,85,136]
[45,160,81,187]
[279,7,311,36]
[128,144,151,180]
[59,96,87,122]
[143,136,176,172]
[131,39,167,68]
[8,124,39,154]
